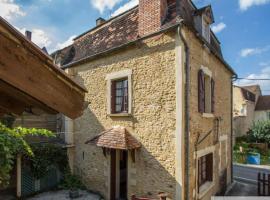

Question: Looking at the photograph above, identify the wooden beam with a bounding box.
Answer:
[0,32,85,119]
[0,94,26,115]
[0,80,57,115]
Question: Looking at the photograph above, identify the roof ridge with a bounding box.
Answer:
[74,5,138,41]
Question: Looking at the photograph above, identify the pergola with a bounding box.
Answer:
[0,17,87,119]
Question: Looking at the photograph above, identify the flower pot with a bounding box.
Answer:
[69,189,79,199]
[247,153,260,165]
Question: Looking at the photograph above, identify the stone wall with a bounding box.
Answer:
[184,26,233,200]
[70,32,177,200]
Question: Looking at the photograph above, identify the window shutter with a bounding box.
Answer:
[111,81,116,113]
[211,78,215,113]
[198,69,205,113]
[206,154,213,181]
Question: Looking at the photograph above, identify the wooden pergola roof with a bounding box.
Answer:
[0,17,87,119]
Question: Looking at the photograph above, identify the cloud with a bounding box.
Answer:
[237,66,270,94]
[90,0,123,13]
[240,45,270,57]
[211,22,226,34]
[0,0,26,20]
[55,35,76,50]
[15,27,52,48]
[239,0,270,11]
[111,0,138,17]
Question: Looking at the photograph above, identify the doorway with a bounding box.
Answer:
[110,150,128,200]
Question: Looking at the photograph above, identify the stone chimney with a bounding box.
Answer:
[138,0,168,36]
[25,30,32,41]
[96,17,106,26]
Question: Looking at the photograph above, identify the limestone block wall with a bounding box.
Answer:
[70,32,177,200]
[183,26,233,200]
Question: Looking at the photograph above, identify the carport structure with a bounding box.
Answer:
[0,16,87,119]
[0,16,87,198]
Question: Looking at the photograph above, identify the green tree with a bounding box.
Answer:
[0,123,54,187]
[247,120,270,143]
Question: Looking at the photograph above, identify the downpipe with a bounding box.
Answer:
[177,21,190,200]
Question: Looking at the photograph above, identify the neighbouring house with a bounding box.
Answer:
[0,16,86,198]
[53,0,236,200]
[233,85,261,138]
[254,95,270,121]
[233,85,270,139]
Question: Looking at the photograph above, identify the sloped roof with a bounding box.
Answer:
[241,88,256,102]
[85,126,141,150]
[242,85,261,95]
[255,96,270,111]
[53,2,177,67]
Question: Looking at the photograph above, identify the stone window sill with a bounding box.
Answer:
[202,113,215,118]
[108,113,132,117]
[198,181,214,199]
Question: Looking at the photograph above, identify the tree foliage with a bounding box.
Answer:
[0,123,54,187]
[247,120,270,143]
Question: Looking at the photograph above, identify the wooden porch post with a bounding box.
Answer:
[16,154,22,198]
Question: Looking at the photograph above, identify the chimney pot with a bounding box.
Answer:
[25,30,32,41]
[96,17,106,26]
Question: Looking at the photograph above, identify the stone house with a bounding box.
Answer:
[233,85,270,138]
[254,95,270,122]
[53,0,236,200]
[233,85,261,138]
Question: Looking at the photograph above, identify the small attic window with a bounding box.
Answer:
[202,16,210,42]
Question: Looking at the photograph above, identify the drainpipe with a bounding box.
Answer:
[231,75,237,184]
[177,20,190,200]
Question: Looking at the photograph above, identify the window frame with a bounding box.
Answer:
[198,153,213,188]
[111,78,129,114]
[199,66,215,117]
[196,146,215,198]
[106,69,132,116]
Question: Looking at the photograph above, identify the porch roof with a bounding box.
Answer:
[85,126,141,150]
[0,17,87,119]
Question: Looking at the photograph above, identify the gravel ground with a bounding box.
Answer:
[27,190,101,200]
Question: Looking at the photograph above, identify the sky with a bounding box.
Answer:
[1,0,270,94]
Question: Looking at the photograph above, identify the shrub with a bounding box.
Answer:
[247,121,270,143]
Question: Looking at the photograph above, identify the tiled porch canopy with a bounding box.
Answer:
[86,126,141,150]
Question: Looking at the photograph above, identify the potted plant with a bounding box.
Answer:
[247,151,261,165]
[60,170,84,199]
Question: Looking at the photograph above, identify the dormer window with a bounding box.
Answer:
[202,17,210,42]
[193,5,214,43]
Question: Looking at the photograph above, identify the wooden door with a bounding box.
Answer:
[110,149,116,200]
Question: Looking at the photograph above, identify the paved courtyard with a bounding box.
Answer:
[27,190,101,200]
[226,181,258,196]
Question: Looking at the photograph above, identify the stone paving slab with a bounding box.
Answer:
[27,190,101,200]
[226,181,258,196]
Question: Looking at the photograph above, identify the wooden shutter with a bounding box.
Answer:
[111,81,116,114]
[211,78,215,113]
[198,69,205,113]
[206,153,213,182]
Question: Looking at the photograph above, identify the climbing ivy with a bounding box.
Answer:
[0,123,54,187]
[26,143,68,179]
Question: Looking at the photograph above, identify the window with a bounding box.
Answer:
[198,68,215,114]
[202,18,210,42]
[111,79,128,113]
[198,153,213,188]
[106,69,132,115]
[240,104,247,116]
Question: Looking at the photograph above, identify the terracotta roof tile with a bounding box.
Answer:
[255,96,270,111]
[86,126,141,150]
